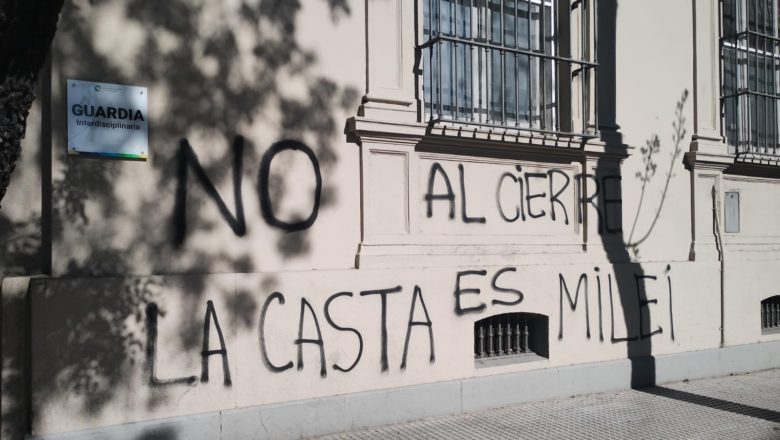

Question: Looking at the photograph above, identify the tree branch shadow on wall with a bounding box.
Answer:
[626,90,688,260]
[53,0,359,275]
[2,0,360,438]
[0,216,42,277]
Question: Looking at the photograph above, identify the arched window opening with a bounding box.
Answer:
[761,295,780,334]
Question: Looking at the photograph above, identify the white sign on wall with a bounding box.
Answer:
[67,79,148,160]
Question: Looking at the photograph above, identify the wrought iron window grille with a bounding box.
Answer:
[419,0,599,140]
[761,295,780,334]
[721,0,780,161]
[474,312,548,364]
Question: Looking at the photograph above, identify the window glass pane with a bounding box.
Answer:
[723,0,737,38]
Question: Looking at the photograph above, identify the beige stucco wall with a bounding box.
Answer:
[47,0,364,277]
[31,261,722,434]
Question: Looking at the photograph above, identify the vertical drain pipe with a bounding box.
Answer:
[712,185,725,348]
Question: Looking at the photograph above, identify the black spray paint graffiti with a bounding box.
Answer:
[145,303,197,386]
[145,285,436,386]
[454,267,524,315]
[558,265,675,342]
[145,300,232,387]
[145,266,676,388]
[259,140,322,231]
[173,137,321,246]
[259,285,435,375]
[424,162,622,233]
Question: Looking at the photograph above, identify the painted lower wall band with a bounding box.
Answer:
[29,340,780,440]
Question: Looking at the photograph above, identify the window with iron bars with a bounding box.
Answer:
[721,0,780,161]
[761,295,780,334]
[419,0,598,138]
[474,312,548,365]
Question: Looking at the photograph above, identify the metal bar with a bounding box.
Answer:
[501,0,506,124]
[739,0,745,152]
[763,0,768,152]
[752,0,757,152]
[474,327,478,357]
[505,322,513,353]
[428,116,600,138]
[506,321,511,354]
[775,35,778,155]
[455,0,459,119]
[478,0,483,122]
[470,0,475,121]
[717,28,780,44]
[768,303,772,328]
[581,0,586,134]
[760,7,765,153]
[540,0,546,129]
[428,0,434,120]
[743,45,749,152]
[772,0,777,154]
[722,88,780,100]
[487,324,494,356]
[553,0,560,131]
[754,3,761,152]
[762,303,767,328]
[515,0,520,125]
[497,321,503,355]
[488,46,493,122]
[726,0,733,150]
[592,0,597,133]
[522,323,529,352]
[438,0,443,119]
[770,1,774,154]
[765,32,770,153]
[586,2,591,134]
[747,32,752,152]
[478,325,485,356]
[735,0,741,150]
[527,0,533,128]
[487,1,492,121]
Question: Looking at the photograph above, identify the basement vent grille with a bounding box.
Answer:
[474,312,548,366]
[761,295,780,334]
